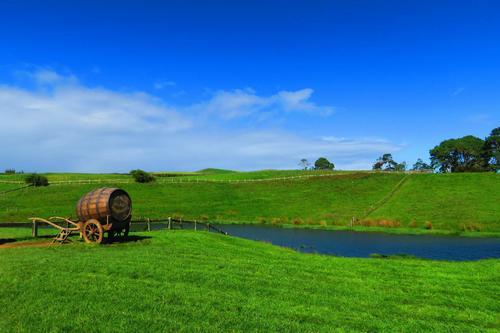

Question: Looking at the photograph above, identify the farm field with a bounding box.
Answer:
[0,171,499,234]
[0,229,498,332]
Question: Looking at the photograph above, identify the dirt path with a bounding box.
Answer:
[0,241,52,249]
[362,174,411,219]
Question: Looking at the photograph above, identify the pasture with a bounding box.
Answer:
[0,170,499,234]
[0,229,499,332]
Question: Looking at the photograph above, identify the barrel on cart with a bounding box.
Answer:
[30,187,132,245]
[76,188,132,244]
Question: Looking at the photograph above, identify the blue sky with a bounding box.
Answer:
[0,0,499,172]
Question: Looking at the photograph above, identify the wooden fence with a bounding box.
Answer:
[0,217,229,237]
[0,173,341,186]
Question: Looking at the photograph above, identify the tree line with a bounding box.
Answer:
[300,126,499,173]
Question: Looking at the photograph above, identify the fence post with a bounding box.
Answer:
[194,220,197,231]
[147,218,151,232]
[207,223,210,232]
[168,217,171,230]
[32,220,38,237]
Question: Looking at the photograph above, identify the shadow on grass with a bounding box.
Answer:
[0,234,152,247]
[106,235,152,244]
[0,238,16,245]
[0,234,55,245]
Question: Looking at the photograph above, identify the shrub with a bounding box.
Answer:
[256,217,267,224]
[424,221,433,230]
[356,219,377,227]
[271,217,285,225]
[378,219,400,228]
[466,223,483,232]
[306,218,315,225]
[25,173,49,187]
[172,212,184,220]
[199,214,209,222]
[292,217,303,225]
[4,169,15,174]
[130,169,155,183]
[408,220,417,228]
[323,213,335,220]
[319,220,327,227]
[356,219,400,228]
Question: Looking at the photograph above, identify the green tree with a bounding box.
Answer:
[412,158,432,171]
[314,157,334,170]
[130,169,156,183]
[298,158,310,170]
[25,173,49,186]
[429,135,487,173]
[484,127,499,172]
[394,161,407,172]
[372,153,398,171]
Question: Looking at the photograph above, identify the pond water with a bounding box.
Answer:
[132,222,500,261]
[219,224,500,261]
[54,221,493,261]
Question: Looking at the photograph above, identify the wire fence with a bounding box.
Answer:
[0,173,344,186]
[0,170,428,187]
[0,217,230,236]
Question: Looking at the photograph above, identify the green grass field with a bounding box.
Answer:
[0,229,498,332]
[0,170,499,234]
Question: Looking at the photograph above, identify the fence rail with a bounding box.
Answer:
[0,170,427,187]
[0,172,345,186]
[0,217,229,236]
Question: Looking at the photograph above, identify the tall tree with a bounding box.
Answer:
[298,158,310,170]
[484,127,500,172]
[412,158,432,171]
[372,153,398,171]
[314,157,335,170]
[429,135,487,172]
[394,161,407,172]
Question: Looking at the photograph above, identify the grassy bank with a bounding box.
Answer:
[0,171,499,234]
[0,230,498,332]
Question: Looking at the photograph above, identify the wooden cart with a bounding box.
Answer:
[30,188,132,244]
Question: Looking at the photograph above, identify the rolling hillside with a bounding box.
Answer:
[1,230,498,332]
[0,171,499,233]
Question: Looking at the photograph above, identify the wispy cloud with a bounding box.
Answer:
[193,88,334,119]
[464,113,491,124]
[154,80,176,90]
[0,69,401,172]
[452,87,465,96]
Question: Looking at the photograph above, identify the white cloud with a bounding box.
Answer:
[15,68,78,85]
[193,88,334,120]
[154,80,176,90]
[0,70,401,172]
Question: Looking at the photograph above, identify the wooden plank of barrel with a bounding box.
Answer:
[76,188,132,223]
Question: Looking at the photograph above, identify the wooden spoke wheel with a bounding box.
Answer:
[83,219,104,244]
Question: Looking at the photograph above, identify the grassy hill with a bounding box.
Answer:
[0,229,498,332]
[0,171,499,233]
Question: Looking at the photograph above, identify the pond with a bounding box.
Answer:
[133,222,500,261]
[74,221,499,261]
[217,224,500,261]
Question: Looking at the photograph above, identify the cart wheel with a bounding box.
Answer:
[83,219,104,244]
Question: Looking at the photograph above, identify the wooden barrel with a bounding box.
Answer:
[76,188,132,223]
